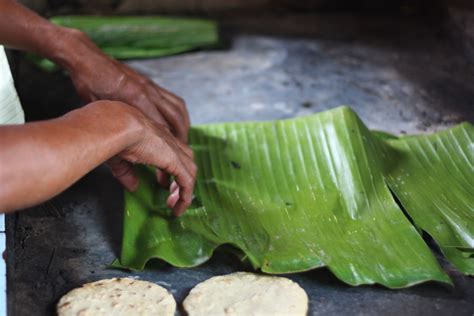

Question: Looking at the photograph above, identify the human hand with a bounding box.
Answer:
[104,101,196,216]
[0,1,195,215]
[0,100,196,215]
[53,29,190,143]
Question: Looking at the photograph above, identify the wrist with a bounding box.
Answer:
[95,101,146,149]
[41,26,92,72]
[66,101,146,155]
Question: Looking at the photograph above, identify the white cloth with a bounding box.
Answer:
[0,45,24,316]
[0,45,24,125]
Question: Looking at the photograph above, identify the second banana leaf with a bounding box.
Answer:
[115,106,473,288]
[29,16,218,71]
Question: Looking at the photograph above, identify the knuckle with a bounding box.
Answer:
[166,161,179,175]
[120,78,144,99]
[181,175,194,189]
[101,74,129,99]
[133,85,148,99]
[168,109,182,123]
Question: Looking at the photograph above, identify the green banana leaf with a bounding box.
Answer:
[28,16,218,71]
[383,124,474,274]
[115,106,473,288]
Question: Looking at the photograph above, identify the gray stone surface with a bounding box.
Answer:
[8,167,474,316]
[7,13,474,316]
[129,34,473,133]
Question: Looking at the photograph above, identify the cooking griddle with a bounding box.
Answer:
[7,13,474,315]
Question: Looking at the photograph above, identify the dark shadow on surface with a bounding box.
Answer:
[7,194,87,315]
[92,166,126,258]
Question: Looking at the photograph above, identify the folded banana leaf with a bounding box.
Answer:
[383,125,474,275]
[115,106,473,288]
[29,16,218,71]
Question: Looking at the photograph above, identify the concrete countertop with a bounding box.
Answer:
[7,13,474,316]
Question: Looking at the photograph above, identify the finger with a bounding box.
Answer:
[170,180,179,193]
[114,63,188,139]
[160,158,194,216]
[146,87,189,143]
[173,190,193,217]
[167,187,180,209]
[128,90,170,128]
[161,92,190,138]
[152,129,195,189]
[176,140,194,160]
[113,76,170,128]
[144,131,196,215]
[175,145,198,180]
[151,89,188,139]
[108,158,139,191]
[173,158,196,216]
[156,169,170,188]
[159,88,186,109]
[159,88,190,131]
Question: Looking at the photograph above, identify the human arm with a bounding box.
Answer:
[0,101,196,215]
[0,0,190,142]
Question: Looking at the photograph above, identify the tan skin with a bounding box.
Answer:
[0,0,196,215]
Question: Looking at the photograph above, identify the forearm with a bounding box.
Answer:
[0,0,56,54]
[0,101,142,212]
[0,0,88,71]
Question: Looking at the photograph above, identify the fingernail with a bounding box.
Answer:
[167,190,180,209]
[171,190,179,199]
[170,181,179,192]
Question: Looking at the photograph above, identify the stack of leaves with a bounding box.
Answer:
[29,16,218,71]
[115,106,473,288]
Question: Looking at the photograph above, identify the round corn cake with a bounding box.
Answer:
[57,278,176,316]
[183,272,308,316]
